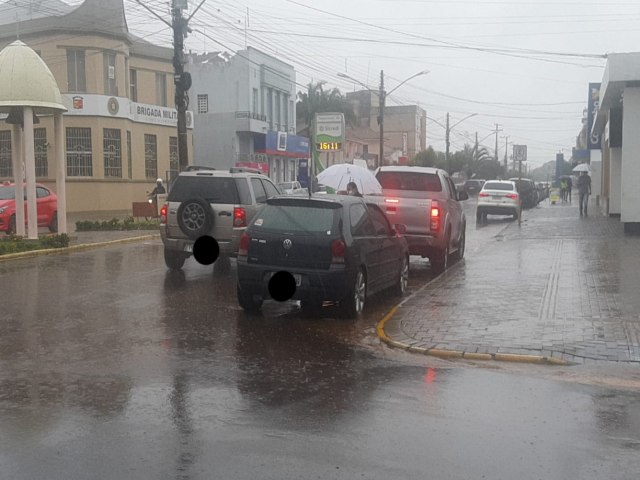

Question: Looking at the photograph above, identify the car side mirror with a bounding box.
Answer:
[394,223,407,234]
[457,191,469,201]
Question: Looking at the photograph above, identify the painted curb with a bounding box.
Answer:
[376,251,570,366]
[377,305,569,366]
[0,234,160,262]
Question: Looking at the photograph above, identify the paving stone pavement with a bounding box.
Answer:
[384,199,640,364]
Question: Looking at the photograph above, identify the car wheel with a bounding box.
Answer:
[453,226,465,262]
[512,209,519,220]
[177,197,214,239]
[48,212,58,233]
[7,215,16,235]
[476,209,482,222]
[237,284,263,313]
[164,248,187,270]
[431,230,450,274]
[393,256,409,296]
[340,268,366,318]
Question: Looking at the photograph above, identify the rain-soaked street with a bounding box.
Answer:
[1,199,640,479]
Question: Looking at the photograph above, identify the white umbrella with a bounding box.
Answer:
[572,163,591,173]
[316,163,382,195]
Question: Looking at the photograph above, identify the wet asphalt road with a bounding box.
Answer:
[1,199,640,479]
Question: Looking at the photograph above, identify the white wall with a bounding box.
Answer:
[590,150,602,199]
[609,147,622,215]
[621,87,640,223]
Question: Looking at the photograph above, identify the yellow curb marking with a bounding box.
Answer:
[376,266,569,365]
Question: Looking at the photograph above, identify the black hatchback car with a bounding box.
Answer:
[236,195,409,317]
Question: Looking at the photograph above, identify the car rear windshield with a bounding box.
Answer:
[0,186,15,200]
[252,205,336,233]
[168,176,241,204]
[377,172,442,192]
[483,182,514,191]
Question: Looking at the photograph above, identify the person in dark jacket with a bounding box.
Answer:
[148,178,166,198]
[346,181,363,197]
[577,171,591,216]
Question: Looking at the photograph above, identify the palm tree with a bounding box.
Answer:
[296,81,356,137]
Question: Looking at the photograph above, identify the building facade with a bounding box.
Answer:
[0,0,193,215]
[188,47,308,184]
[592,53,640,232]
[346,90,427,166]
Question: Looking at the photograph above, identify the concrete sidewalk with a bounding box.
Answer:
[380,200,640,364]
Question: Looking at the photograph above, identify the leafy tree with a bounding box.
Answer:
[296,81,356,137]
[411,146,445,168]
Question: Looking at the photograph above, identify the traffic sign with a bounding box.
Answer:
[513,145,527,162]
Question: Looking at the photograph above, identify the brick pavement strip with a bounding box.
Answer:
[380,202,640,364]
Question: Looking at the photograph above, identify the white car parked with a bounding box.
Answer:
[277,181,306,195]
[476,180,520,221]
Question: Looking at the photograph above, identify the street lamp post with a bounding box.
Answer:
[338,69,429,169]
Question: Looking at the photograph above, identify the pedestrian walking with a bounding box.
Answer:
[577,171,591,216]
[560,178,568,202]
[346,181,363,197]
[566,176,572,203]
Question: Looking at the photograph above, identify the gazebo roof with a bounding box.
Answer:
[0,40,66,114]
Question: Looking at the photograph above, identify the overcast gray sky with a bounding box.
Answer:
[78,1,640,166]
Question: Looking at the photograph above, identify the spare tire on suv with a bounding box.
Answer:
[177,197,214,239]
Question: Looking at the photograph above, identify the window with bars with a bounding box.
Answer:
[66,127,93,177]
[127,131,132,179]
[144,134,157,179]
[66,49,86,92]
[103,129,122,178]
[169,136,179,174]
[34,128,48,178]
[197,94,208,114]
[0,131,11,178]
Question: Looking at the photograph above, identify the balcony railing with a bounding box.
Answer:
[235,111,267,122]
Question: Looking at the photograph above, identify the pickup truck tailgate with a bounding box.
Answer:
[376,190,432,236]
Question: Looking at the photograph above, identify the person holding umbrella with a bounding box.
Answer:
[577,171,591,216]
[346,181,363,197]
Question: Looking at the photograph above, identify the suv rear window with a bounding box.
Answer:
[483,182,514,191]
[253,205,336,233]
[168,176,240,204]
[377,172,442,192]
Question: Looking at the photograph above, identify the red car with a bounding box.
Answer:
[0,182,58,234]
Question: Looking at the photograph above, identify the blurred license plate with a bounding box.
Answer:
[268,271,302,286]
[184,244,193,252]
[492,196,502,200]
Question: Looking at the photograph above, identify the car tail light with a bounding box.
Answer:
[331,238,346,264]
[478,192,489,197]
[506,193,519,200]
[233,207,247,227]
[430,201,441,232]
[238,232,250,258]
[160,203,168,224]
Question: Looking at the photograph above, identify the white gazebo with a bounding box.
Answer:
[0,40,67,238]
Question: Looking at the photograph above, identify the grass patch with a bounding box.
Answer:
[75,217,160,232]
[0,234,70,255]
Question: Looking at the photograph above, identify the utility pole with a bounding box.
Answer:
[493,123,502,166]
[474,131,478,161]
[504,135,509,172]
[445,112,451,173]
[378,70,385,169]
[172,0,191,172]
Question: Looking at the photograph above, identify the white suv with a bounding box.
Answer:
[476,180,520,221]
[160,166,281,270]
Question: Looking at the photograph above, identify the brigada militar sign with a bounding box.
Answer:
[315,113,345,152]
